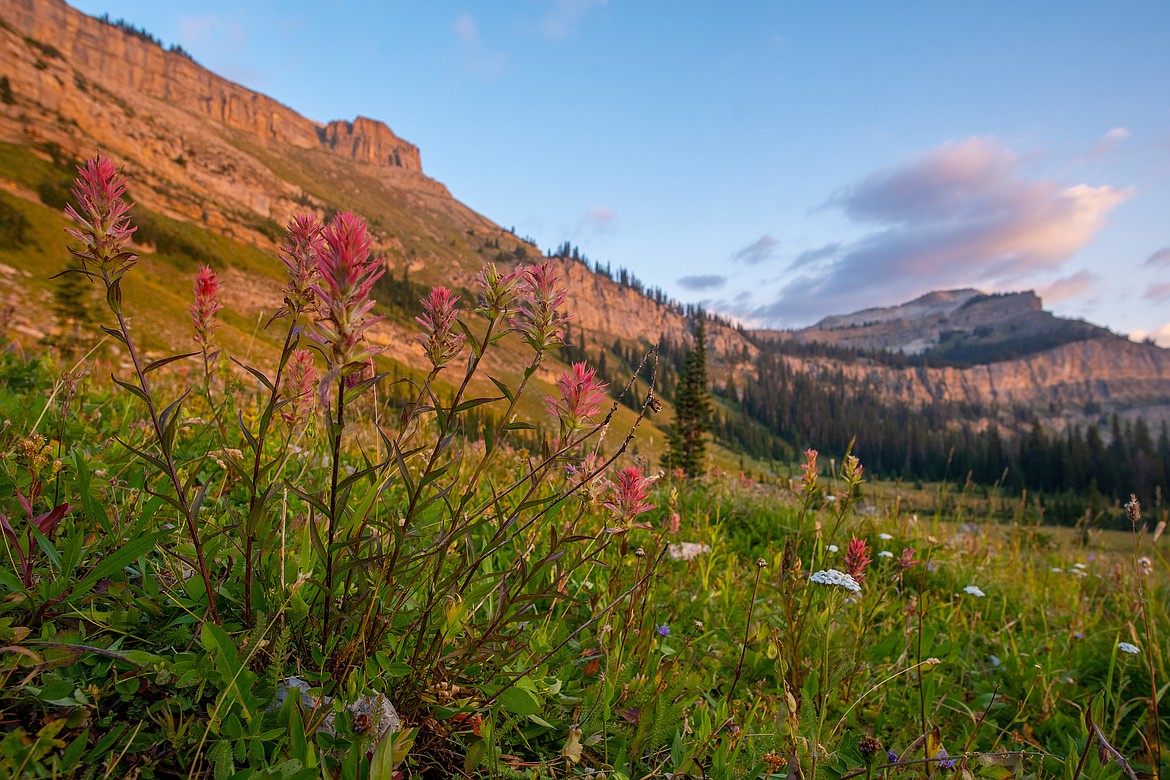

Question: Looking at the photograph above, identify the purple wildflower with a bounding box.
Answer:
[656,623,670,637]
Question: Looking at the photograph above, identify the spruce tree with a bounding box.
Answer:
[664,311,711,477]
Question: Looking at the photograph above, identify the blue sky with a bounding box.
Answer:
[70,1,1170,341]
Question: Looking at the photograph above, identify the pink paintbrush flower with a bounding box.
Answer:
[281,348,319,426]
[310,212,384,382]
[604,466,657,525]
[64,155,138,283]
[190,265,223,347]
[844,537,872,582]
[512,262,570,353]
[416,285,466,369]
[546,361,608,436]
[475,262,525,320]
[277,214,325,318]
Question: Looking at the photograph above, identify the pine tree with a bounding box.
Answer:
[664,312,711,477]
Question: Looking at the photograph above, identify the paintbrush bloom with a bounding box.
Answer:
[416,286,466,369]
[605,466,657,524]
[64,155,138,285]
[310,212,384,377]
[277,214,325,318]
[512,262,570,353]
[190,265,223,347]
[546,361,608,436]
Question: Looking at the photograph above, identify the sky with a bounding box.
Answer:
[69,1,1170,342]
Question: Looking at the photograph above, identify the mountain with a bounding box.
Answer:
[2,0,1170,485]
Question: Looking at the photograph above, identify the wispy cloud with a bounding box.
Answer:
[1038,270,1100,304]
[541,0,606,39]
[1088,127,1130,157]
[1144,282,1170,302]
[1144,247,1170,267]
[453,12,507,80]
[678,274,727,291]
[751,137,1133,325]
[579,205,615,233]
[731,234,779,265]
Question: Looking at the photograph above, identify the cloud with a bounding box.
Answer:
[453,12,506,79]
[731,234,779,265]
[677,274,727,291]
[1088,127,1130,157]
[1037,270,1101,304]
[752,137,1133,326]
[541,0,606,39]
[1130,323,1170,347]
[1144,282,1170,302]
[579,205,615,233]
[792,242,841,269]
[1144,247,1170,267]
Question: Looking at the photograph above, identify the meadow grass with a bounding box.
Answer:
[0,158,1165,779]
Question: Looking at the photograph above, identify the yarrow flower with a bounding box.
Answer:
[879,532,894,541]
[310,212,385,388]
[963,585,986,597]
[827,544,839,553]
[1118,641,1141,655]
[877,550,894,559]
[190,265,223,348]
[64,156,137,280]
[809,568,862,593]
[415,285,466,369]
[546,361,608,437]
[604,466,657,525]
[276,214,324,318]
[512,262,570,353]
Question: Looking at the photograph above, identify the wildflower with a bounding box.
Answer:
[935,746,956,771]
[415,286,466,369]
[1125,494,1141,527]
[656,623,670,637]
[190,265,223,348]
[1073,562,1087,570]
[809,568,862,593]
[858,736,883,766]
[827,544,839,553]
[546,361,608,436]
[963,585,985,597]
[842,453,864,483]
[512,262,570,353]
[1118,641,1141,655]
[475,262,524,319]
[310,212,384,388]
[604,466,656,524]
[879,532,893,541]
[668,542,710,561]
[801,448,818,494]
[1138,556,1152,576]
[64,155,137,283]
[666,511,681,534]
[886,750,900,765]
[634,547,646,557]
[276,214,324,317]
[878,550,894,559]
[693,619,704,630]
[565,452,611,501]
[897,547,919,570]
[1073,631,1085,640]
[988,655,1001,667]
[280,349,318,426]
[756,557,767,568]
[844,537,872,581]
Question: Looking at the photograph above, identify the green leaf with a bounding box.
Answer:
[144,352,199,374]
[497,686,541,716]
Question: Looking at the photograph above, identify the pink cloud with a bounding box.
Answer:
[1088,127,1130,157]
[1144,282,1170,302]
[1038,270,1101,304]
[754,137,1133,325]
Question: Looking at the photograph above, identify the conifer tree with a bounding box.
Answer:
[664,311,711,477]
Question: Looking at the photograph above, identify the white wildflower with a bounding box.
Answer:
[879,533,893,541]
[877,550,894,559]
[809,568,862,593]
[667,542,711,562]
[1051,567,1063,573]
[1073,562,1087,570]
[963,585,986,597]
[1118,642,1141,655]
[827,544,839,553]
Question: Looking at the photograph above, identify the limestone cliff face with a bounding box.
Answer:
[0,0,423,173]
